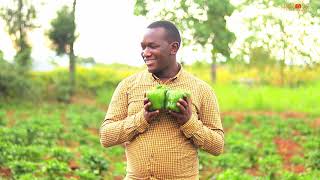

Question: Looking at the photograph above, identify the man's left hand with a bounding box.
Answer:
[168,97,192,126]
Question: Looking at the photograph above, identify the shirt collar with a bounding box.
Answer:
[147,63,184,83]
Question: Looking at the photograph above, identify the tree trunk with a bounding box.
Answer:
[17,0,26,66]
[18,0,23,51]
[211,50,217,83]
[211,60,217,83]
[69,45,75,95]
[69,0,77,95]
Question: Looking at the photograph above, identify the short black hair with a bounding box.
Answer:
[147,20,181,46]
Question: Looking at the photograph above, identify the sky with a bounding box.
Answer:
[0,0,318,71]
[0,0,213,70]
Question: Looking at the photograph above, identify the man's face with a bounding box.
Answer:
[140,27,172,74]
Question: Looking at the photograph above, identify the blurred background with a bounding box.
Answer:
[0,0,319,179]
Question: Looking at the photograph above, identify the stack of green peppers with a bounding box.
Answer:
[146,85,190,112]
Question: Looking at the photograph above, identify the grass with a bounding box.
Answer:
[213,82,320,116]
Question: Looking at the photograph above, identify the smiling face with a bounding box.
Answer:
[140,27,178,75]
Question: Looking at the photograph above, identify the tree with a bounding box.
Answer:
[0,0,37,69]
[134,0,236,83]
[239,0,320,85]
[47,0,77,95]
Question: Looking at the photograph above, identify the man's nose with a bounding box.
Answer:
[142,47,151,58]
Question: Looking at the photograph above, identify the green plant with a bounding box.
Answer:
[50,147,73,163]
[43,159,70,178]
[306,150,320,170]
[75,170,98,180]
[258,155,282,178]
[9,160,37,178]
[216,169,252,180]
[80,147,109,175]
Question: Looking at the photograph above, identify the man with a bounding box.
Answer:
[100,20,224,180]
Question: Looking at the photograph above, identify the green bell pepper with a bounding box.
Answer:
[146,85,168,111]
[165,90,190,112]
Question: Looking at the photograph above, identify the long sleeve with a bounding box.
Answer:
[180,84,224,155]
[99,81,150,148]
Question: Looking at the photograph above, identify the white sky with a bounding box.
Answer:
[0,0,319,70]
[0,0,213,70]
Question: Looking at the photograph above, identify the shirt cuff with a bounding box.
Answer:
[180,114,202,138]
[134,110,150,133]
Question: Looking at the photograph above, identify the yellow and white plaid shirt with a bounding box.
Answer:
[100,65,224,180]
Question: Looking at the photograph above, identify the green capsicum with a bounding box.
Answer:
[146,85,168,111]
[165,90,191,112]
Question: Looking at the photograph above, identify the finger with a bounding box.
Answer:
[144,102,151,111]
[178,98,188,109]
[144,98,149,105]
[148,110,160,117]
[187,97,192,104]
[176,102,186,113]
[169,110,183,118]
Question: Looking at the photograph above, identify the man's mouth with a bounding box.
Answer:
[144,58,156,62]
[145,59,156,66]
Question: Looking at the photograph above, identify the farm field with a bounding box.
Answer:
[1,91,319,179]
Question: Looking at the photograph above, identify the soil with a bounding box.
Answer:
[313,118,320,129]
[6,110,15,127]
[0,167,11,177]
[274,137,305,173]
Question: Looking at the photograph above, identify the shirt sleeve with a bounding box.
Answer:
[99,80,150,148]
[180,84,224,155]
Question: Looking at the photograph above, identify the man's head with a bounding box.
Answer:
[141,20,181,74]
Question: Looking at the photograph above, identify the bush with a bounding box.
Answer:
[0,56,43,101]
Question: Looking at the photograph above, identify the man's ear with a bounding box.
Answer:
[170,42,180,55]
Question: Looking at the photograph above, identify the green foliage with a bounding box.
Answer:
[0,58,40,99]
[134,0,236,81]
[14,47,33,68]
[214,82,320,116]
[0,110,7,126]
[80,147,109,175]
[258,155,282,178]
[47,5,76,55]
[0,0,37,67]
[50,147,74,163]
[306,150,320,170]
[9,160,37,178]
[42,159,70,178]
[216,169,253,180]
[75,170,99,180]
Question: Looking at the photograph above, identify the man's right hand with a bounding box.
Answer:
[144,97,160,123]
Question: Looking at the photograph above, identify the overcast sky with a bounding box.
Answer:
[0,0,318,70]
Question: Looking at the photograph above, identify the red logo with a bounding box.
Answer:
[295,3,302,9]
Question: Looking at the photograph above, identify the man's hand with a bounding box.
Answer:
[144,97,160,123]
[168,97,192,126]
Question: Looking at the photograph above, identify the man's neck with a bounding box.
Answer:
[154,62,180,81]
